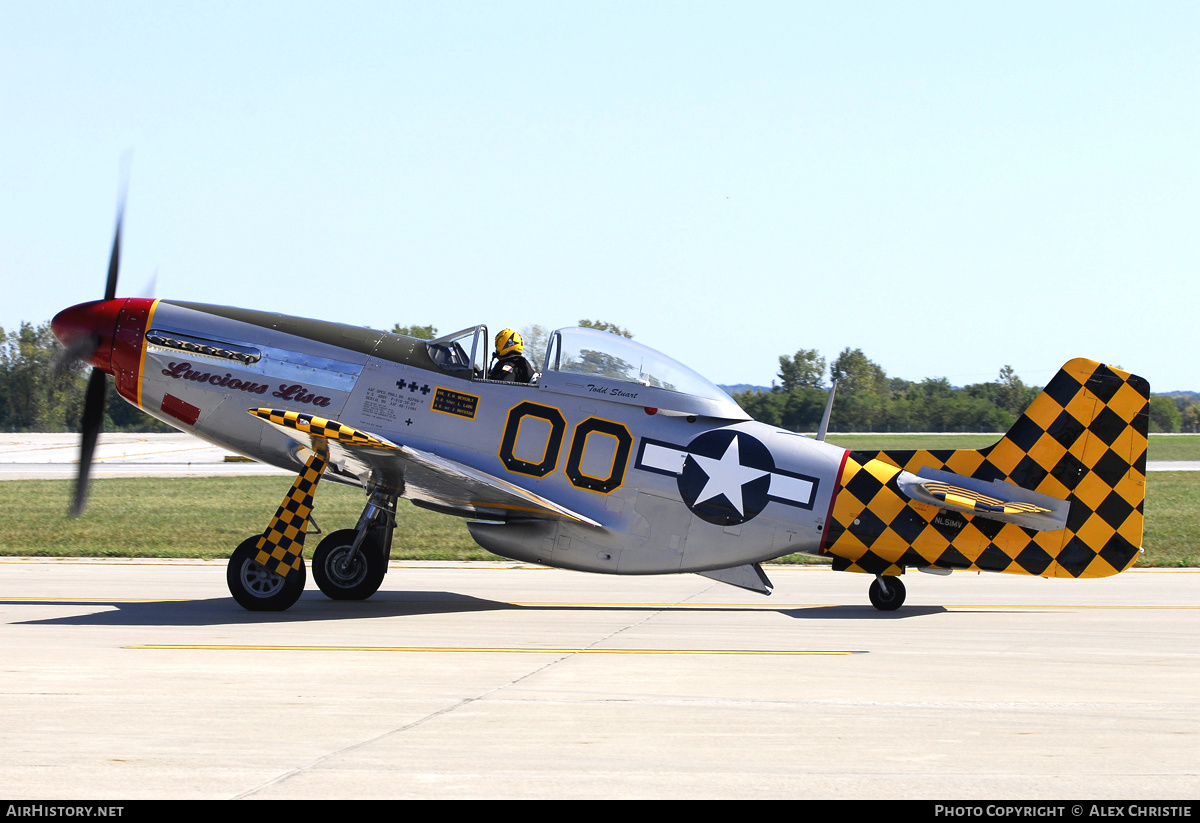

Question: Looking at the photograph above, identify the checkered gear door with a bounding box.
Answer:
[254,453,329,578]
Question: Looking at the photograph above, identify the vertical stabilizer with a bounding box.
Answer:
[823,359,1149,579]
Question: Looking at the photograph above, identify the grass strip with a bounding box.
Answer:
[0,472,1193,567]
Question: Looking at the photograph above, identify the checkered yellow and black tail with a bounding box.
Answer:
[822,359,1149,580]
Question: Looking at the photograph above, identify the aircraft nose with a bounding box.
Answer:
[51,299,125,374]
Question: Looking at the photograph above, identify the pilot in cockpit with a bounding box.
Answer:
[488,328,535,383]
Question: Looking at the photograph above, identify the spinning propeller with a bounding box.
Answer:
[52,197,125,517]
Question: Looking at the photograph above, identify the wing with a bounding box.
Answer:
[249,408,601,526]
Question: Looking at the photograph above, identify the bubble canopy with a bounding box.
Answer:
[543,327,744,415]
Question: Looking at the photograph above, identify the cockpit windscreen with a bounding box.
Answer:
[545,327,735,405]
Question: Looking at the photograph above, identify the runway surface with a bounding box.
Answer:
[0,433,290,479]
[0,560,1197,799]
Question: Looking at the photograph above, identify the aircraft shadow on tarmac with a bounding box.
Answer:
[5,591,947,627]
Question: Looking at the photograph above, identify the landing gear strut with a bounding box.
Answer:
[868,575,906,611]
[312,491,395,601]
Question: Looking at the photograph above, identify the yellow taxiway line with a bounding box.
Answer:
[128,644,859,655]
[2,596,1198,610]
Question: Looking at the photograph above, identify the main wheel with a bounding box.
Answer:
[312,529,387,601]
[868,576,906,611]
[227,535,306,611]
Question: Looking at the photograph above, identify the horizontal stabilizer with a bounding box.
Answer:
[919,482,1049,516]
[896,466,1069,532]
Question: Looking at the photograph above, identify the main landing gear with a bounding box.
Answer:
[868,575,906,611]
[311,493,395,601]
[225,480,397,611]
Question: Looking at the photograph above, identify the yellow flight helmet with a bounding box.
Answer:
[495,328,524,357]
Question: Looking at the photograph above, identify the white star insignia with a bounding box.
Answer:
[690,436,768,515]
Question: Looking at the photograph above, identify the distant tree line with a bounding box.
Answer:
[0,322,171,432]
[1149,393,1200,433]
[2,319,1196,433]
[733,347,1196,434]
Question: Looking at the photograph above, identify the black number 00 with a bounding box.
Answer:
[500,403,631,494]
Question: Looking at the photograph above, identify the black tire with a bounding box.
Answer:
[312,529,386,601]
[868,576,906,611]
[227,535,306,612]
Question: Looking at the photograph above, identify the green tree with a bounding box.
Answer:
[0,322,85,431]
[829,348,889,431]
[578,319,633,338]
[830,348,888,396]
[910,377,956,431]
[1181,404,1200,433]
[733,387,786,427]
[994,365,1036,416]
[1149,395,1182,433]
[391,324,438,339]
[778,349,825,392]
[773,349,828,431]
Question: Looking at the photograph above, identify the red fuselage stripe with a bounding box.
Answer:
[819,449,851,554]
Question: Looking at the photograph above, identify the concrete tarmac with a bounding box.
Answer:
[0,433,290,479]
[0,559,1197,799]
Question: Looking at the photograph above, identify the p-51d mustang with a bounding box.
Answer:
[52,211,1150,611]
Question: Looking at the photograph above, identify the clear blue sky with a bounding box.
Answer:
[2,1,1196,392]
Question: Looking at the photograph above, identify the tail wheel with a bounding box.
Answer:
[227,535,306,611]
[312,529,387,601]
[869,576,906,611]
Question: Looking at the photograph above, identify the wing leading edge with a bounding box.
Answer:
[249,408,602,527]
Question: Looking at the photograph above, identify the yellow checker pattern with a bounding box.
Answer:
[824,359,1148,580]
[250,408,399,449]
[254,453,328,578]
